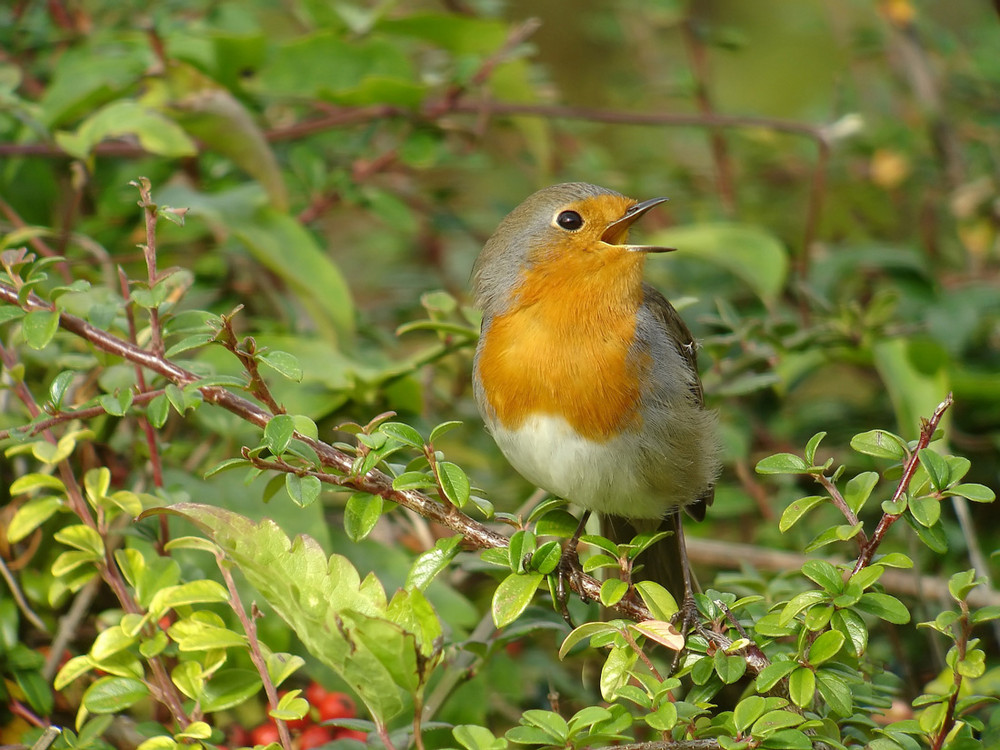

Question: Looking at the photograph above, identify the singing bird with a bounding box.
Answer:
[472,182,720,604]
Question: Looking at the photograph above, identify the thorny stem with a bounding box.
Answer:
[851,393,954,575]
[216,554,295,750]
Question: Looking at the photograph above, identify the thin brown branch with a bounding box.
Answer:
[852,394,954,575]
[813,472,869,550]
[0,389,162,441]
[0,556,48,633]
[217,553,294,750]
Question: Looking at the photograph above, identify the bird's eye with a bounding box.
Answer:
[555,210,584,230]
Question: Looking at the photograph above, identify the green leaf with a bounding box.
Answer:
[48,370,76,409]
[55,655,95,690]
[850,429,908,460]
[816,670,853,716]
[81,676,149,714]
[633,581,679,621]
[168,616,247,651]
[90,625,138,661]
[266,652,305,688]
[8,496,64,543]
[558,622,620,659]
[407,537,461,590]
[648,223,788,303]
[644,700,678,731]
[392,471,437,491]
[164,332,214,357]
[264,414,295,455]
[779,495,826,533]
[529,541,561,575]
[56,101,197,159]
[856,592,910,624]
[147,394,170,428]
[948,569,982,602]
[600,644,637,702]
[344,492,384,542]
[918,449,951,492]
[751,709,804,734]
[714,650,746,684]
[803,522,864,553]
[734,695,767,733]
[10,473,67,495]
[803,432,827,466]
[258,350,303,382]
[285,473,322,507]
[492,573,543,628]
[908,495,940,527]
[599,578,628,607]
[779,590,828,626]
[437,461,471,507]
[807,630,845,665]
[429,420,463,442]
[788,667,816,708]
[844,471,879,514]
[141,503,427,724]
[947,483,995,503]
[755,660,798,691]
[379,422,424,448]
[22,310,59,349]
[148,580,230,619]
[756,453,810,475]
[98,389,134,417]
[54,524,104,556]
[800,560,843,594]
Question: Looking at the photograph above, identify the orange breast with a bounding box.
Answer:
[476,247,649,441]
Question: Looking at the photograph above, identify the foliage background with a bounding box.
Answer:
[1,0,999,748]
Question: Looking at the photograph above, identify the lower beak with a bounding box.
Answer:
[601,196,675,253]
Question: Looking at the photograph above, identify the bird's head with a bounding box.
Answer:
[473,182,672,316]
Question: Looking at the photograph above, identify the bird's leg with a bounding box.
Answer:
[670,511,701,672]
[555,510,591,626]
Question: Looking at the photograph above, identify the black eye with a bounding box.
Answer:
[556,210,584,230]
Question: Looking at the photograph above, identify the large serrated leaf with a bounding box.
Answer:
[142,503,432,723]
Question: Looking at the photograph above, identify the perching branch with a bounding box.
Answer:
[0,281,654,623]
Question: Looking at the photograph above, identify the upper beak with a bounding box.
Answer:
[601,196,675,253]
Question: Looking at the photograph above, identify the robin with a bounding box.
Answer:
[472,182,720,608]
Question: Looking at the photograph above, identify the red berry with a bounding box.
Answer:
[316,692,355,722]
[250,723,281,747]
[304,681,327,706]
[228,725,251,746]
[298,725,334,750]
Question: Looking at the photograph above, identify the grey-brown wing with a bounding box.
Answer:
[641,282,714,520]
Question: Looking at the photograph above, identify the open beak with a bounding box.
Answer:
[601,196,675,253]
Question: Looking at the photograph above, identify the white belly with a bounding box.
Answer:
[488,414,668,519]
